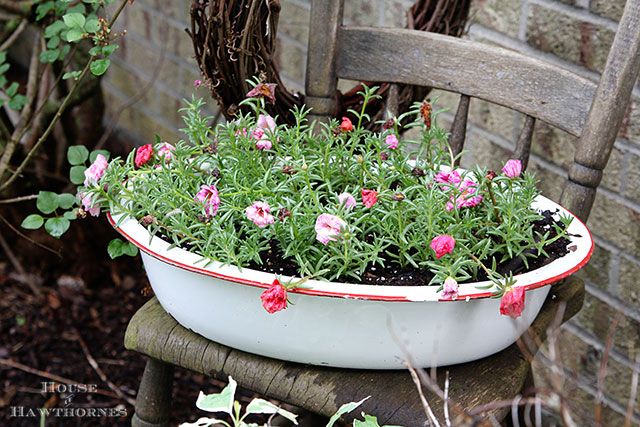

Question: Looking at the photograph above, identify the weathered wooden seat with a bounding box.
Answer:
[125,278,583,426]
[124,0,640,425]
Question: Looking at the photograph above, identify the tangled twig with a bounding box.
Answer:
[188,0,471,127]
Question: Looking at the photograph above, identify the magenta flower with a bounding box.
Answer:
[442,277,459,300]
[499,286,526,318]
[445,180,483,211]
[502,159,522,178]
[434,170,461,186]
[361,189,378,208]
[157,142,175,161]
[430,235,455,259]
[83,154,108,186]
[385,134,399,149]
[135,144,154,168]
[337,192,357,209]
[315,213,346,245]
[80,193,100,217]
[251,128,272,150]
[246,83,277,104]
[194,79,202,88]
[260,279,288,313]
[246,201,275,228]
[194,184,220,218]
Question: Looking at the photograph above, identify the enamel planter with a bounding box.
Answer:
[109,195,592,369]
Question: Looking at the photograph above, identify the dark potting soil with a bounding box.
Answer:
[248,209,572,286]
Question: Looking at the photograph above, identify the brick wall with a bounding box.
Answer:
[105,1,639,424]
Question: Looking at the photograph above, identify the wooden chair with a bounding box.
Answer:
[124,1,640,425]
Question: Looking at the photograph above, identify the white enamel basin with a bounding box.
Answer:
[109,195,592,369]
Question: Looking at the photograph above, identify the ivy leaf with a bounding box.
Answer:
[89,149,110,162]
[57,193,77,209]
[40,49,60,63]
[5,82,18,97]
[63,71,82,80]
[70,166,87,185]
[46,35,60,49]
[107,239,139,259]
[84,18,100,33]
[8,94,26,110]
[45,217,70,238]
[67,145,89,165]
[37,191,59,214]
[65,29,85,43]
[64,210,78,221]
[326,397,370,427]
[63,13,85,29]
[102,44,119,56]
[36,1,55,21]
[44,20,66,38]
[90,59,110,76]
[195,376,237,415]
[21,214,44,230]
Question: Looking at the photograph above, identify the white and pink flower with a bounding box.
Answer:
[83,154,109,186]
[246,201,275,228]
[315,214,346,245]
[337,192,357,209]
[384,134,399,149]
[194,184,220,218]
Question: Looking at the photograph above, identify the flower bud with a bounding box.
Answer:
[411,167,426,177]
[141,215,157,226]
[392,192,405,202]
[281,165,297,175]
[380,152,389,161]
[486,170,497,181]
[356,155,364,164]
[278,208,291,221]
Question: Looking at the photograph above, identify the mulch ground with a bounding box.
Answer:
[0,212,260,426]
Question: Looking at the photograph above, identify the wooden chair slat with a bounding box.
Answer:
[449,94,470,162]
[561,0,640,222]
[514,115,536,171]
[305,0,343,123]
[336,27,596,137]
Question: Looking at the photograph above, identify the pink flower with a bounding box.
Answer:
[246,83,277,104]
[83,154,108,186]
[194,79,202,88]
[256,114,276,133]
[80,193,100,217]
[157,143,175,161]
[235,128,248,137]
[337,192,357,209]
[385,134,399,149]
[445,180,483,211]
[251,128,272,150]
[194,184,220,218]
[502,159,522,178]
[434,170,461,186]
[340,117,353,132]
[500,286,526,318]
[442,277,459,300]
[246,201,275,228]
[315,213,346,245]
[135,144,153,168]
[430,235,455,259]
[361,189,378,208]
[260,279,288,314]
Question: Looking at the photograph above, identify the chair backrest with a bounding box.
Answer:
[304,0,640,222]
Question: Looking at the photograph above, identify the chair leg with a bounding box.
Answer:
[132,357,174,427]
